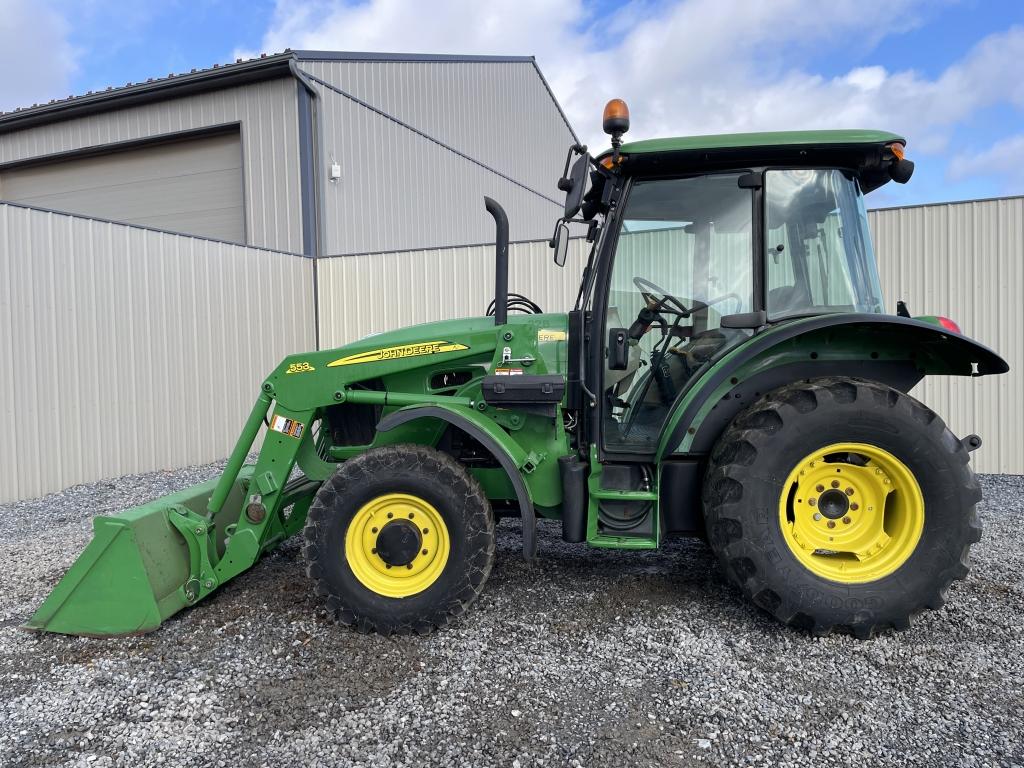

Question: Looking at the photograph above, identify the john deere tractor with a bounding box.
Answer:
[28,99,1007,639]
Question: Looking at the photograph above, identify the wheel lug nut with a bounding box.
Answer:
[842,516,851,524]
[831,480,840,489]
[827,520,836,529]
[422,528,429,534]
[808,498,817,507]
[850,503,859,510]
[386,564,392,569]
[407,564,413,569]
[422,549,428,556]
[816,484,824,492]
[845,487,854,496]
[813,513,822,521]
[387,512,394,518]
[409,512,415,519]
[372,527,378,533]
[372,548,377,554]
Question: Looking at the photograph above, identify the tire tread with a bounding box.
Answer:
[703,376,981,638]
[303,444,495,635]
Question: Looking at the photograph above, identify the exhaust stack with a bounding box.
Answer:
[484,196,509,326]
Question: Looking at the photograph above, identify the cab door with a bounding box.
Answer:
[598,173,756,455]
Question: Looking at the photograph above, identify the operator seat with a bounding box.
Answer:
[767,284,812,316]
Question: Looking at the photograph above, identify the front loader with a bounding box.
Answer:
[28,99,1008,639]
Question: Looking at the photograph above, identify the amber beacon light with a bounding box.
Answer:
[602,98,630,136]
[602,98,630,163]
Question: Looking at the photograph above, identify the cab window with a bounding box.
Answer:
[765,169,884,319]
[602,174,754,453]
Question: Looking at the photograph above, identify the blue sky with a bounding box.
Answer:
[3,0,1023,208]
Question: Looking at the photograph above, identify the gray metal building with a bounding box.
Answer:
[0,50,577,256]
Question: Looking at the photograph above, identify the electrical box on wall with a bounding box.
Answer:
[329,162,342,181]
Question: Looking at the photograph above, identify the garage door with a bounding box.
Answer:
[0,131,245,243]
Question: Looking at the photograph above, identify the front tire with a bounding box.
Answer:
[703,377,982,638]
[303,444,495,634]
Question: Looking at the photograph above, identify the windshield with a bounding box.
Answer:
[765,169,884,320]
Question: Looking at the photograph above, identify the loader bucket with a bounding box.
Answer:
[24,470,252,637]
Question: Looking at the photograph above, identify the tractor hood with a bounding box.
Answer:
[268,313,571,404]
[338,315,506,355]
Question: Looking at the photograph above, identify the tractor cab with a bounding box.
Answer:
[547,100,949,547]
[594,164,887,454]
[552,103,921,456]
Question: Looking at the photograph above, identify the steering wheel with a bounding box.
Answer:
[633,276,691,316]
[633,276,742,323]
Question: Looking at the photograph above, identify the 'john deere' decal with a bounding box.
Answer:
[327,341,470,367]
[537,329,568,342]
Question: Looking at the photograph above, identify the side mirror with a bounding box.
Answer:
[551,222,570,267]
[562,154,589,218]
[890,158,915,184]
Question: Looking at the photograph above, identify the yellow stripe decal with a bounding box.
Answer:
[327,341,469,367]
[538,329,568,342]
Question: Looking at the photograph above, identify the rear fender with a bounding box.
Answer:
[376,404,538,559]
[658,314,1008,459]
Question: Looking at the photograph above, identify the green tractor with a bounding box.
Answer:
[28,100,1007,639]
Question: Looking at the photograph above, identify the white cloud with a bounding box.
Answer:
[247,0,1023,166]
[238,0,590,70]
[0,0,78,112]
[949,133,1024,190]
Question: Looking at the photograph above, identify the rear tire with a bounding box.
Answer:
[303,444,495,634]
[703,377,982,638]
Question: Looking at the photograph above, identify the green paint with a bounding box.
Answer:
[617,129,904,156]
[585,445,659,549]
[657,315,1006,458]
[26,469,253,635]
[208,393,272,516]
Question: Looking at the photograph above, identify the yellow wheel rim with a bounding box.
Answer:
[345,493,450,598]
[777,442,924,584]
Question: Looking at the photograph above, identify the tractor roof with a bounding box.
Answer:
[617,129,904,155]
[600,129,907,192]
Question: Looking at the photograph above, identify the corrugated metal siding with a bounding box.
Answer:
[317,239,590,348]
[0,78,303,253]
[302,60,572,200]
[870,198,1023,475]
[0,203,313,503]
[300,60,572,255]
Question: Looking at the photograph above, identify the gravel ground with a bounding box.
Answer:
[1,466,1022,768]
